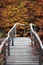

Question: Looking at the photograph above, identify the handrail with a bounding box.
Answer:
[0,23,24,54]
[30,23,43,50]
[8,23,24,35]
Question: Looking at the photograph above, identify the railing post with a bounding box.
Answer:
[30,30,34,44]
[3,44,6,65]
[15,26,16,38]
[8,38,10,56]
[24,25,25,37]
[34,37,36,47]
[12,35,14,46]
[39,46,42,65]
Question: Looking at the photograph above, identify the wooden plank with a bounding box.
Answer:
[6,37,40,65]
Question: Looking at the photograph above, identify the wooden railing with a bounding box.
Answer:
[30,23,43,65]
[0,23,24,65]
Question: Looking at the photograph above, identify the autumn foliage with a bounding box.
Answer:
[0,0,43,37]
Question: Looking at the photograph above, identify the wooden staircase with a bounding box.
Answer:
[0,23,43,65]
[6,37,39,65]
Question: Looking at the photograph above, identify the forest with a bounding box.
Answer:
[0,0,43,37]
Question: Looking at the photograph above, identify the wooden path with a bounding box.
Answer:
[6,37,39,65]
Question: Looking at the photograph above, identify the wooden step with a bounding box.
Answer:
[6,37,40,65]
